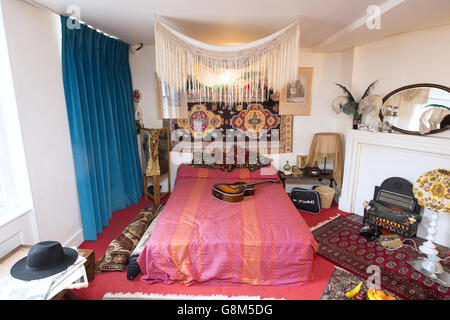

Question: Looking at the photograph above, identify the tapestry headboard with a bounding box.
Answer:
[163,89,293,154]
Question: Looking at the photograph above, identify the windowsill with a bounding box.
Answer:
[0,206,33,228]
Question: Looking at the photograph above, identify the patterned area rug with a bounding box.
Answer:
[313,216,449,300]
[320,267,401,300]
[102,292,284,300]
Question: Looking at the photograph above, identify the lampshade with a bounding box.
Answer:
[409,168,449,283]
[308,133,341,157]
[413,168,449,213]
[304,132,343,191]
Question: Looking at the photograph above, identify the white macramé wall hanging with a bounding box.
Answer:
[154,16,301,109]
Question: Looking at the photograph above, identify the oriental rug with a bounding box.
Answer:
[312,216,449,300]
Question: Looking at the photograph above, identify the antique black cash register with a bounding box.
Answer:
[360,177,422,240]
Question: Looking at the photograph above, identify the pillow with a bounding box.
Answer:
[126,204,165,280]
[189,149,234,172]
[177,162,279,181]
[233,163,279,180]
[189,148,272,173]
[234,148,272,172]
[95,204,158,273]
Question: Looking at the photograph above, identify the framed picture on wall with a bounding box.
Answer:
[279,67,314,115]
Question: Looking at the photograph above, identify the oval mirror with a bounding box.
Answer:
[380,84,450,135]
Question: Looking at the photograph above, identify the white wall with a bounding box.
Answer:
[335,47,356,151]
[282,49,343,159]
[352,24,450,99]
[1,0,83,248]
[351,24,450,138]
[129,45,171,191]
[279,49,343,192]
[129,45,162,129]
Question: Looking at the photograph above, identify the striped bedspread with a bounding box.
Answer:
[137,164,318,286]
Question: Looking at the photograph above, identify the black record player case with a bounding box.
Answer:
[363,177,422,238]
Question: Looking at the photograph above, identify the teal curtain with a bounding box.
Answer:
[60,16,143,240]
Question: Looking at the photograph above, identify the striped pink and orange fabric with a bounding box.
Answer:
[137,164,318,286]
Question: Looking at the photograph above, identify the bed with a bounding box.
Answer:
[137,163,318,286]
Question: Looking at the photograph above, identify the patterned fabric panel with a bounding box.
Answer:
[190,147,272,172]
[131,205,165,257]
[127,204,165,280]
[95,204,158,272]
[164,89,293,154]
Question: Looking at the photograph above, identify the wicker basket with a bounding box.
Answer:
[315,186,335,209]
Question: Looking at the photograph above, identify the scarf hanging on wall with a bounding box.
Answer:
[154,16,300,106]
[146,129,161,176]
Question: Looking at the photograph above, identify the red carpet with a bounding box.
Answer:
[74,198,348,300]
[313,215,450,300]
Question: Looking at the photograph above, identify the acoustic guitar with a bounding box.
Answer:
[212,180,280,203]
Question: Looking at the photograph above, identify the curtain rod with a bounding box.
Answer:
[22,0,125,42]
[22,0,61,15]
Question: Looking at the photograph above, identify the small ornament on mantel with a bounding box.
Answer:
[331,80,382,131]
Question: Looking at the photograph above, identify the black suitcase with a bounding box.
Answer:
[290,187,321,214]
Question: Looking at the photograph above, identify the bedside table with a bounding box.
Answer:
[278,170,335,190]
[78,248,95,282]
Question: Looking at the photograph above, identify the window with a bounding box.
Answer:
[0,100,21,216]
[0,4,32,219]
[0,171,5,209]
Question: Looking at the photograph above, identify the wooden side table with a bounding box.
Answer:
[0,245,95,300]
[278,170,335,191]
[78,248,95,283]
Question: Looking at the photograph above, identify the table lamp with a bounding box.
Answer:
[408,168,449,287]
[304,133,343,192]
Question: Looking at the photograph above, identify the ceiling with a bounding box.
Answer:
[30,0,450,51]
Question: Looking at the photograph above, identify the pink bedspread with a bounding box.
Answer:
[137,164,318,286]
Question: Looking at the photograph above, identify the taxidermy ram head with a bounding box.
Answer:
[331,80,382,116]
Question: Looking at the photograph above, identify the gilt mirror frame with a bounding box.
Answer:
[380,83,450,136]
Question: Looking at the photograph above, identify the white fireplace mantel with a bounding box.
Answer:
[338,129,450,247]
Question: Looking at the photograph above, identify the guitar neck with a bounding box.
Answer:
[243,180,278,187]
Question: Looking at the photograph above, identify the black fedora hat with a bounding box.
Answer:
[10,241,78,281]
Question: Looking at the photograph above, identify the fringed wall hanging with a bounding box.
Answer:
[154,16,300,104]
[155,16,299,154]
